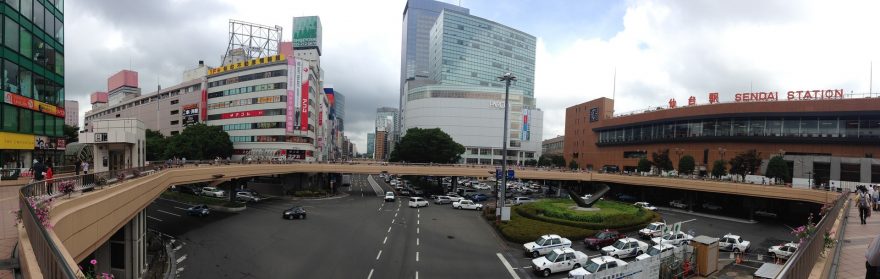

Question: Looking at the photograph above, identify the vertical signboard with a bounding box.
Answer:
[293,16,322,53]
[521,109,530,141]
[286,58,297,132]
[182,104,200,126]
[200,89,207,121]
[300,61,310,131]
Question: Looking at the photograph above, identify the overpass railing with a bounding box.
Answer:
[776,190,846,278]
[19,164,165,278]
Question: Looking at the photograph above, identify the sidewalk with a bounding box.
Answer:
[0,182,26,278]
[835,198,879,279]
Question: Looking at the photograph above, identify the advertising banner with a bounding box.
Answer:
[5,92,65,117]
[182,104,199,126]
[220,110,264,120]
[521,109,530,141]
[293,16,322,52]
[285,149,306,160]
[300,63,310,131]
[0,131,34,150]
[286,58,297,132]
[200,89,207,121]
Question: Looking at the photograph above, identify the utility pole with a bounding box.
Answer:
[497,73,516,221]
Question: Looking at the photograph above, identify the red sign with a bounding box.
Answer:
[220,110,265,119]
[709,92,719,104]
[668,98,677,108]
[734,89,844,102]
[200,89,207,121]
[300,79,309,131]
[4,92,64,117]
[688,96,696,106]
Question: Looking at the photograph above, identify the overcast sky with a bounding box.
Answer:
[66,0,880,152]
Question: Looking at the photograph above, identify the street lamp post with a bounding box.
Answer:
[498,73,516,221]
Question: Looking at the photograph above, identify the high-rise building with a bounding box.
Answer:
[375,107,398,160]
[366,132,375,159]
[0,0,65,169]
[401,7,543,165]
[398,0,469,143]
[375,130,388,161]
[64,100,79,127]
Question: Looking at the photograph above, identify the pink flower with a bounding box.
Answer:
[90,259,97,265]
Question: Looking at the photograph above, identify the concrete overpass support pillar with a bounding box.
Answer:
[123,209,147,279]
[830,157,841,181]
[861,158,872,183]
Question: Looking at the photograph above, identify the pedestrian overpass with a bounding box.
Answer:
[16,162,837,278]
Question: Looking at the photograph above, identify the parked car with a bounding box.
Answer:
[201,187,225,198]
[178,185,202,196]
[408,197,429,208]
[511,197,534,205]
[530,248,589,277]
[634,202,658,211]
[669,200,688,209]
[638,222,667,239]
[583,229,626,250]
[446,194,464,202]
[616,193,638,202]
[768,242,799,259]
[600,238,650,259]
[702,202,723,211]
[399,189,412,196]
[568,256,627,278]
[719,234,751,252]
[524,234,573,258]
[235,192,262,202]
[452,200,483,210]
[384,191,396,202]
[470,193,489,202]
[636,243,676,261]
[434,196,451,204]
[282,206,307,219]
[186,204,210,217]
[651,231,694,246]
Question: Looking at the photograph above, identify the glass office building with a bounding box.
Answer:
[0,0,65,170]
[428,9,536,97]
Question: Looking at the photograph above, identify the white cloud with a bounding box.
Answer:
[534,0,880,140]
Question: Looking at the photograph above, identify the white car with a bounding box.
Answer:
[651,232,694,246]
[452,200,483,210]
[511,197,534,205]
[408,197,428,208]
[446,194,464,202]
[235,192,262,202]
[434,196,451,204]
[201,187,225,198]
[669,200,688,209]
[384,191,395,202]
[524,234,573,258]
[600,238,649,259]
[530,248,589,277]
[634,202,658,211]
[768,242,799,259]
[636,243,676,261]
[638,222,667,239]
[719,234,751,252]
[568,256,627,278]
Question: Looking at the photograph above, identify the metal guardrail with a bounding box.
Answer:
[776,191,846,278]
[18,164,166,278]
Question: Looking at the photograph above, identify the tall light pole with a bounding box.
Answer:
[498,72,516,221]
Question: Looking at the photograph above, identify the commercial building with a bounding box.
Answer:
[399,0,469,141]
[401,7,543,165]
[565,92,880,188]
[366,132,375,158]
[375,130,388,161]
[0,0,65,169]
[64,100,78,127]
[373,107,398,160]
[542,135,564,156]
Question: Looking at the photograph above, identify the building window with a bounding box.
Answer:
[170,120,179,125]
[170,100,179,105]
[3,60,19,94]
[170,110,179,115]
[4,18,18,53]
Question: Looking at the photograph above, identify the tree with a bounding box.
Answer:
[678,155,696,175]
[637,158,652,173]
[537,155,552,166]
[524,159,538,166]
[729,149,762,177]
[568,160,579,170]
[145,129,167,161]
[388,128,464,163]
[711,160,727,178]
[765,156,790,182]
[651,149,674,172]
[63,124,79,143]
[163,124,233,160]
[550,155,566,168]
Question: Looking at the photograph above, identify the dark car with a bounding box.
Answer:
[283,206,307,220]
[178,185,202,196]
[186,204,210,217]
[616,193,638,202]
[583,229,626,250]
[470,193,489,202]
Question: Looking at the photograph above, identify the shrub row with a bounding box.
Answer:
[515,205,659,233]
[497,208,597,244]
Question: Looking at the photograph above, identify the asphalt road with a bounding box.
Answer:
[145,175,796,279]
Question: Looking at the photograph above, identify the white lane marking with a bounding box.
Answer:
[157,210,181,217]
[418,220,420,225]
[417,227,420,234]
[415,271,419,279]
[496,253,521,279]
[147,216,163,222]
[376,250,383,260]
[367,269,374,279]
[383,236,388,244]
[388,226,392,233]
[417,238,420,246]
[416,251,420,262]
[418,213,420,218]
[395,212,398,217]
[174,206,187,210]
[176,254,187,264]
[391,218,395,224]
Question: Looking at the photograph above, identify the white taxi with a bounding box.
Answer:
[638,222,666,239]
[568,256,627,278]
[524,234,572,258]
[408,197,428,208]
[719,234,751,252]
[600,237,649,259]
[651,231,694,246]
[530,248,589,277]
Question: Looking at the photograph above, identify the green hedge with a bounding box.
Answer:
[293,190,329,197]
[161,191,244,208]
[497,208,597,244]
[515,199,660,233]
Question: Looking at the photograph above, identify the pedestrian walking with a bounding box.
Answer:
[866,233,880,279]
[45,166,54,195]
[75,160,82,175]
[82,161,90,174]
[31,159,46,182]
[874,186,880,211]
[858,186,872,225]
